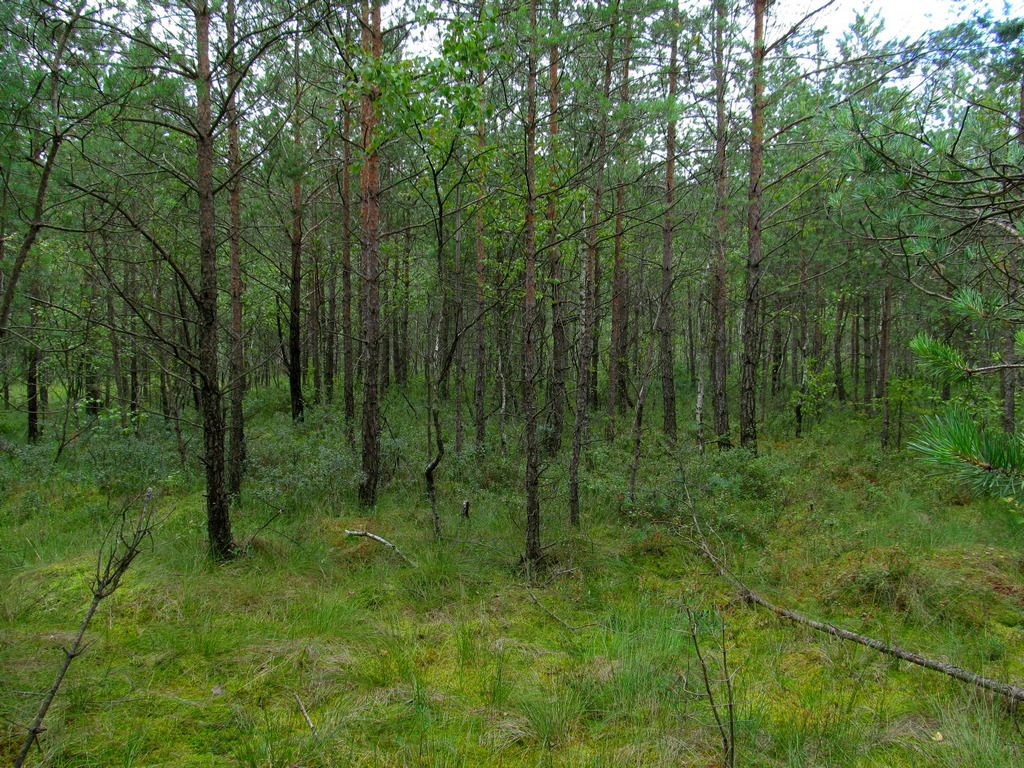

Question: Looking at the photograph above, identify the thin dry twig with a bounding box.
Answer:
[13,489,157,768]
[294,693,317,736]
[343,529,416,566]
[524,586,610,631]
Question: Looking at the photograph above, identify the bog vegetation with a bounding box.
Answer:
[1,0,1024,765]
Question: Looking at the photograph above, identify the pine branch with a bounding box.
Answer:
[910,408,1024,497]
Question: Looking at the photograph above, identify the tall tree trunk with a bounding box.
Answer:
[26,308,39,443]
[453,187,464,455]
[399,228,411,386]
[523,0,542,565]
[851,308,860,401]
[341,104,356,442]
[358,0,383,507]
[878,284,892,449]
[311,246,324,403]
[474,27,488,448]
[226,0,246,499]
[606,34,632,439]
[288,34,305,422]
[862,291,874,408]
[833,293,847,402]
[568,0,618,526]
[545,0,568,455]
[659,8,679,441]
[1003,327,1016,434]
[740,0,766,451]
[196,2,232,558]
[710,0,731,449]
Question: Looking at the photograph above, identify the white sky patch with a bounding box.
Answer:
[772,0,1019,46]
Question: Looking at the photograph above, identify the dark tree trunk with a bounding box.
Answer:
[606,34,632,439]
[851,308,860,401]
[226,0,246,499]
[311,246,324,404]
[523,0,542,565]
[878,284,892,449]
[288,35,305,422]
[568,0,618,526]
[659,8,679,441]
[27,346,39,443]
[474,45,488,448]
[358,0,383,507]
[862,292,874,408]
[710,0,731,449]
[341,104,356,442]
[740,0,766,451]
[545,0,568,455]
[833,294,847,402]
[1003,326,1016,434]
[196,2,232,558]
[399,229,411,386]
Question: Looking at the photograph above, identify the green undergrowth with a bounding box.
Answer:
[2,395,1024,766]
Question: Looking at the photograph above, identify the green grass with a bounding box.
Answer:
[2,395,1024,766]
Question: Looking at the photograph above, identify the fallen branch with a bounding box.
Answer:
[343,530,416,566]
[525,586,611,632]
[14,490,157,768]
[690,514,1024,705]
[294,693,317,736]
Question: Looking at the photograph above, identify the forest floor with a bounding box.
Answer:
[2,387,1024,767]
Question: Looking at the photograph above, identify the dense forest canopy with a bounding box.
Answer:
[0,0,1021,556]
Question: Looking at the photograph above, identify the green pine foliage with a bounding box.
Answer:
[911,407,1024,497]
[909,333,971,385]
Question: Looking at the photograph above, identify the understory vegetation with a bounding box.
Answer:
[2,385,1024,767]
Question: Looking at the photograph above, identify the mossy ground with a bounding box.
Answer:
[2,389,1024,766]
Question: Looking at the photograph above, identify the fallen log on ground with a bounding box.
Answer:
[690,514,1024,705]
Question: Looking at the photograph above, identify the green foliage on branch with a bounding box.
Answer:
[911,407,1024,497]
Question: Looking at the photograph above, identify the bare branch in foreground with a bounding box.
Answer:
[343,529,416,566]
[13,490,157,768]
[690,514,1024,705]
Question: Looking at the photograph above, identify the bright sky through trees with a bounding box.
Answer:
[773,0,1018,44]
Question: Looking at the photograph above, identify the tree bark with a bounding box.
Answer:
[196,2,232,558]
[862,291,874,408]
[341,102,356,442]
[710,0,731,449]
[740,0,767,451]
[288,34,305,422]
[226,0,246,500]
[833,293,847,403]
[545,0,568,455]
[568,0,618,526]
[878,284,892,449]
[358,0,383,507]
[473,24,488,448]
[606,33,632,439]
[523,0,542,565]
[659,9,679,441]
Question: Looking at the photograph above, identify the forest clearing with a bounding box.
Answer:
[1,0,1024,764]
